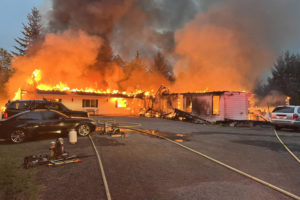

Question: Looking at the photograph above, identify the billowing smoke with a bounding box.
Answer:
[172,0,300,92]
[48,0,200,59]
[3,0,300,102]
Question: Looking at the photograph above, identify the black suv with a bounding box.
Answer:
[2,100,88,119]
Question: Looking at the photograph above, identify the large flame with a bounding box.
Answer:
[12,69,153,102]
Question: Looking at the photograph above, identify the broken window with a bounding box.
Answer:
[212,96,220,115]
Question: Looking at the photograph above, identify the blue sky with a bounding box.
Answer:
[0,0,45,51]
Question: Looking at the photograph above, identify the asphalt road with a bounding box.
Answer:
[37,116,300,200]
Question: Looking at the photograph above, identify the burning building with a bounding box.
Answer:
[2,0,299,120]
[17,82,251,123]
[149,89,251,122]
[34,89,148,116]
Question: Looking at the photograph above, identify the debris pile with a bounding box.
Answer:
[23,138,81,169]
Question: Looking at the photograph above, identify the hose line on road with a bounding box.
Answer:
[274,129,300,164]
[129,128,300,200]
[89,135,112,200]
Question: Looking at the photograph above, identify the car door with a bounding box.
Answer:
[15,111,43,135]
[40,110,66,134]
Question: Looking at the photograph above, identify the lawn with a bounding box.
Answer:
[0,139,53,200]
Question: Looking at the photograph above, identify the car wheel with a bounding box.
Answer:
[10,129,26,143]
[77,124,91,136]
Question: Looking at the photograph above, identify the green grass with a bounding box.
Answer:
[0,141,50,200]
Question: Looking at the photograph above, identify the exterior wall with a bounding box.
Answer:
[182,92,250,122]
[36,93,144,116]
[223,92,250,120]
[25,90,250,120]
[154,94,181,115]
[189,94,225,122]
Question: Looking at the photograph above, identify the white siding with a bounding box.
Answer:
[36,93,144,116]
[224,92,250,120]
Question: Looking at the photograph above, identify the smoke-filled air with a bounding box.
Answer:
[4,0,300,100]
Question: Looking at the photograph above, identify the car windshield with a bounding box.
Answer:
[59,103,70,112]
[272,107,295,113]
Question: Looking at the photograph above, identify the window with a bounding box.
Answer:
[43,111,63,120]
[82,99,98,108]
[212,96,220,115]
[7,102,29,110]
[17,112,42,120]
[273,106,295,113]
[44,103,68,112]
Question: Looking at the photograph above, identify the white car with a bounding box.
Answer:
[271,106,300,130]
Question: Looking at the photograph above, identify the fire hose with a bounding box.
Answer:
[128,127,300,200]
[88,120,142,200]
[91,120,300,199]
[273,129,300,164]
[89,135,112,200]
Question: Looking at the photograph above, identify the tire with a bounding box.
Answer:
[77,124,91,136]
[10,129,26,144]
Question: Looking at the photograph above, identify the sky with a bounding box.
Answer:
[0,0,45,51]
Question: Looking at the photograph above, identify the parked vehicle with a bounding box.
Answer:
[270,106,300,130]
[2,100,88,119]
[0,109,96,143]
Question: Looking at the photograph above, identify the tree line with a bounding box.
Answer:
[255,51,300,105]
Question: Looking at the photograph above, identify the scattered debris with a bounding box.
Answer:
[96,121,127,138]
[173,109,210,124]
[23,138,80,169]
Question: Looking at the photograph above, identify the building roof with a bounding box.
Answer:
[164,91,248,96]
[36,89,145,99]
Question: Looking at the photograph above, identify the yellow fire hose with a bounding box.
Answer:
[90,119,300,199]
[89,135,112,200]
[273,129,300,164]
[128,128,300,200]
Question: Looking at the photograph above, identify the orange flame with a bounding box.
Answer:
[109,98,128,108]
[14,69,154,101]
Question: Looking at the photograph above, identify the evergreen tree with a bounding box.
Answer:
[12,7,42,56]
[255,51,300,104]
[0,48,13,94]
[0,48,12,70]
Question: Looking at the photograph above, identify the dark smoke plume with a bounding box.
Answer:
[48,0,200,60]
[172,0,300,92]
